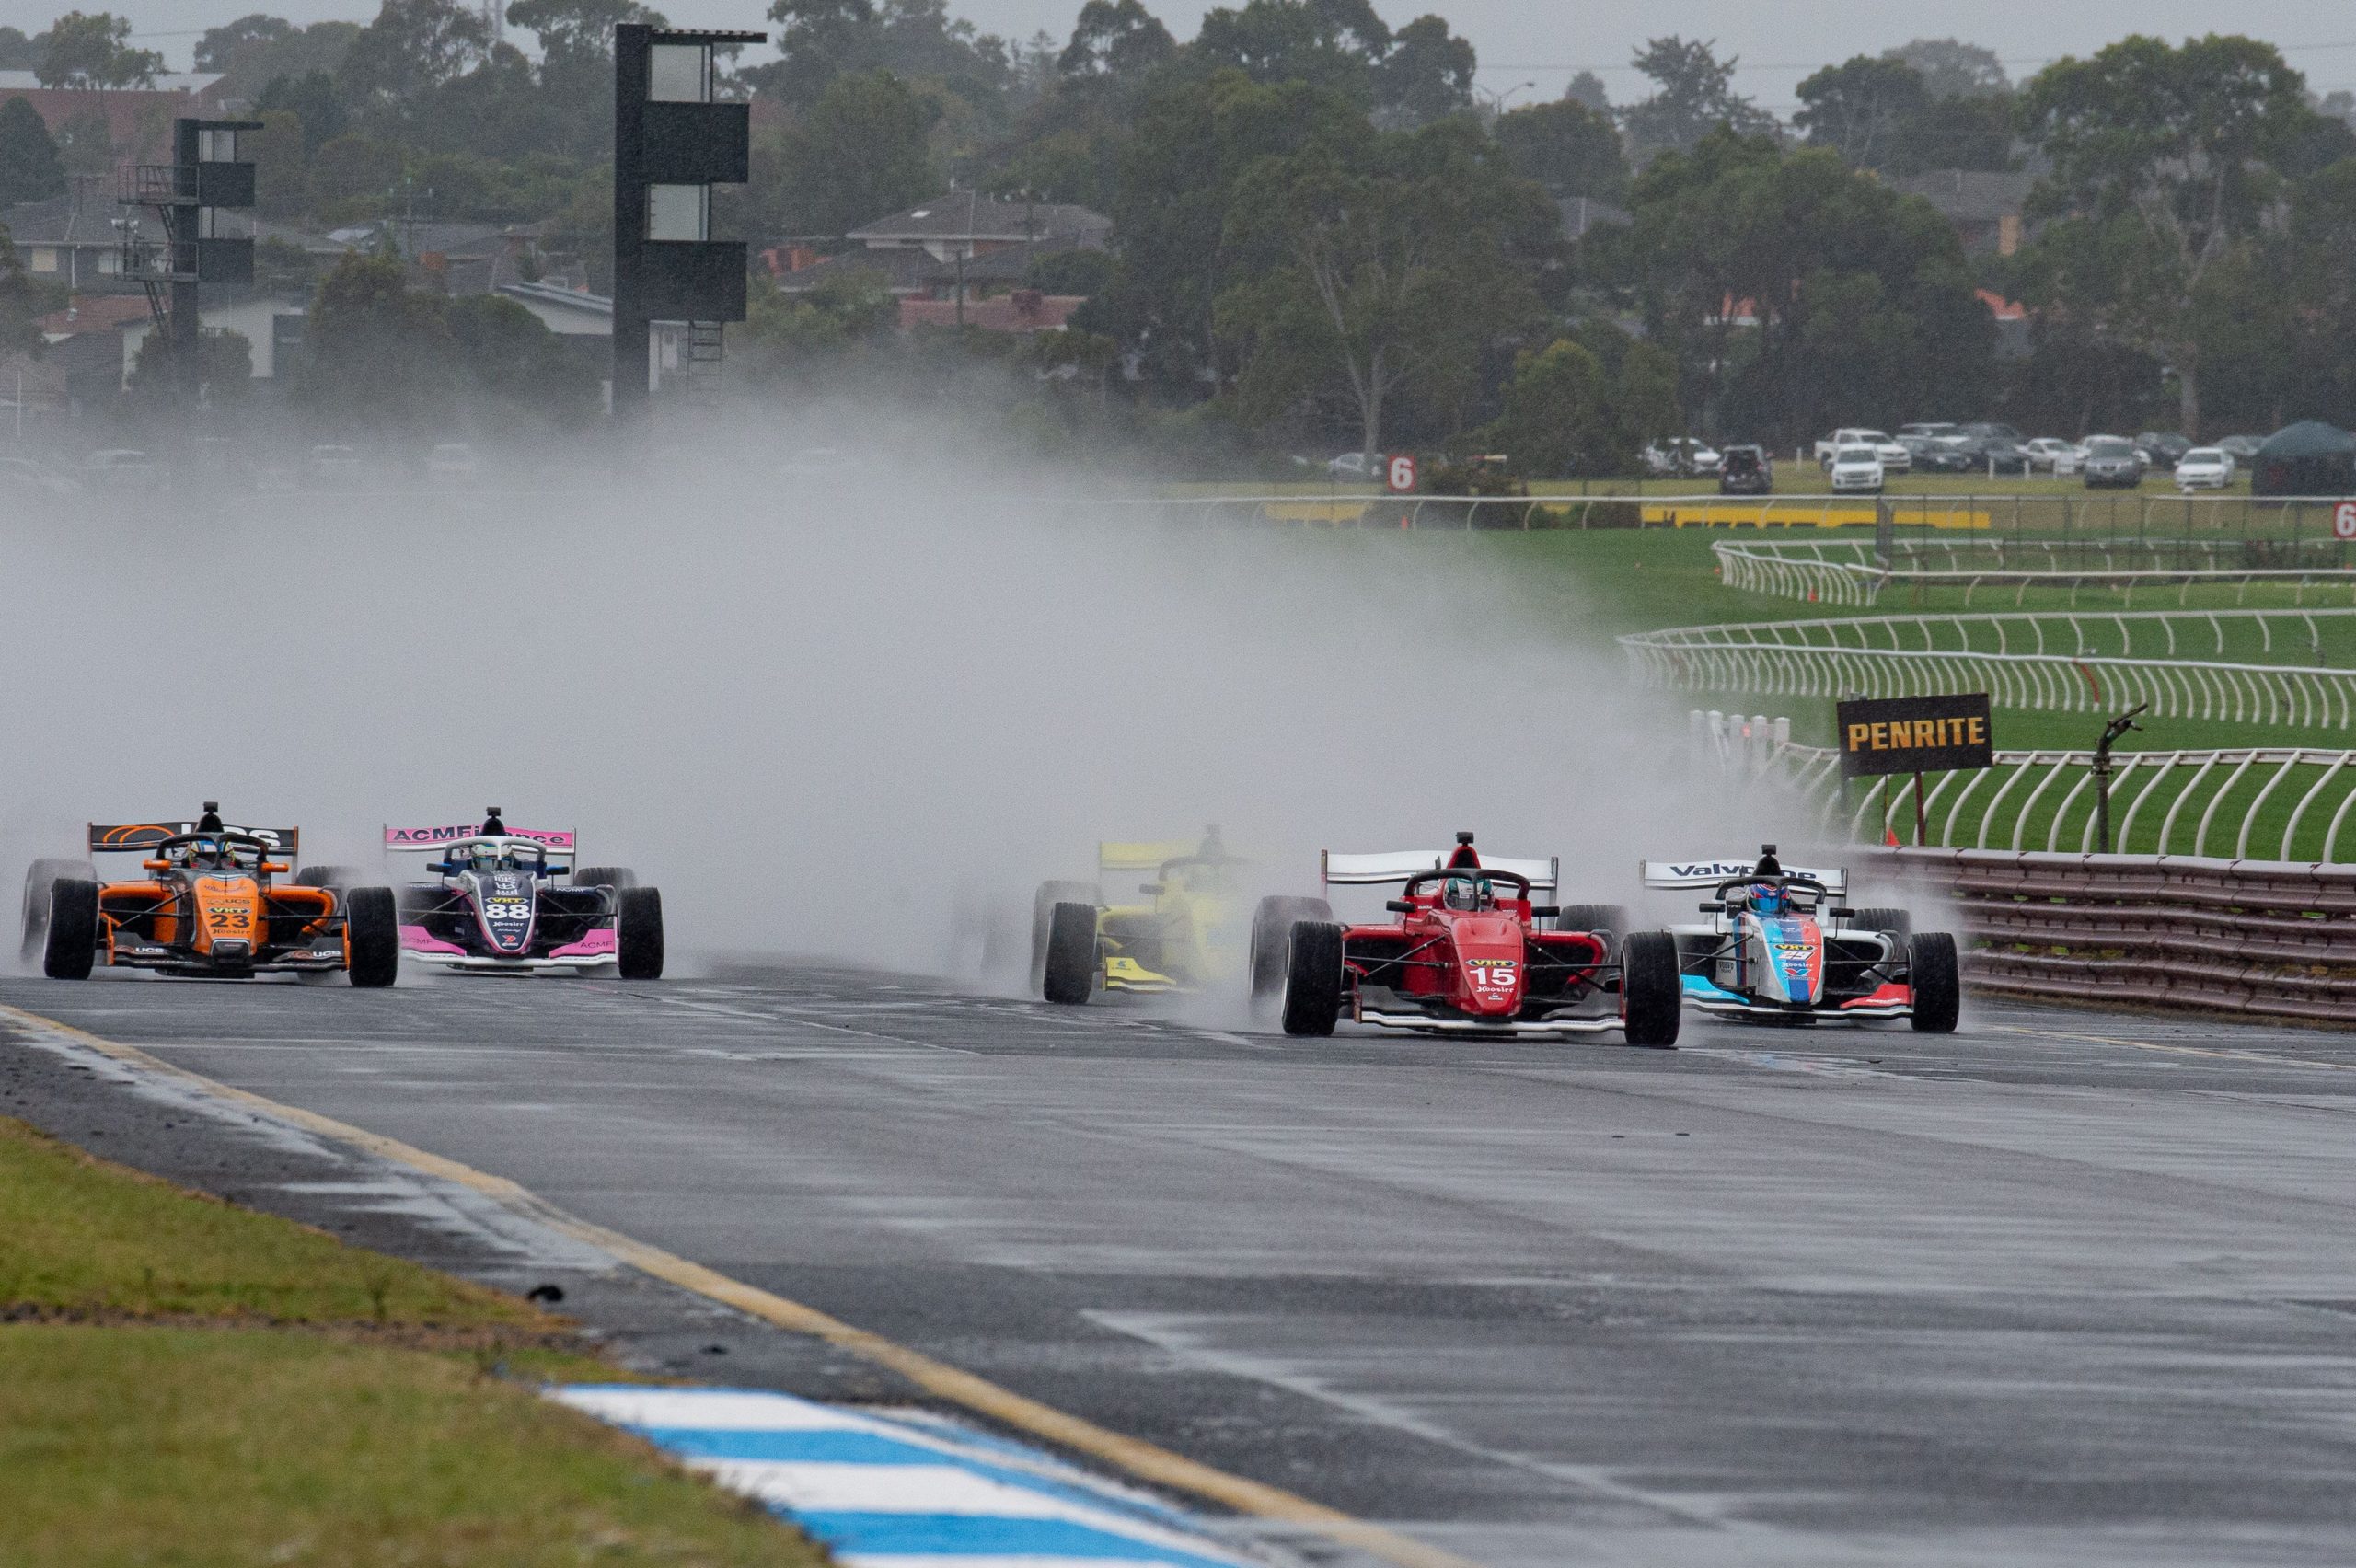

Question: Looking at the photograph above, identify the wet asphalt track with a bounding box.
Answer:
[8,968,2356,1568]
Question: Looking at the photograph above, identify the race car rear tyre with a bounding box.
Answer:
[22,858,95,959]
[618,887,665,980]
[343,887,399,987]
[1854,906,1911,940]
[1280,921,1344,1037]
[1619,931,1681,1048]
[575,866,637,892]
[295,865,362,890]
[41,879,98,980]
[1041,901,1098,1004]
[1250,895,1334,1009]
[1908,931,1960,1033]
[1031,881,1095,992]
[1555,904,1627,942]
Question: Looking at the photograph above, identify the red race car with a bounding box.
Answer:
[1270,833,1680,1045]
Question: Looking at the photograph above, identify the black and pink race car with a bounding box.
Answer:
[381,810,663,978]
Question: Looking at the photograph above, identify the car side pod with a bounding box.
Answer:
[1619,931,1681,1048]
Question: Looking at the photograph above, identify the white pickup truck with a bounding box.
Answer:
[1815,429,1910,473]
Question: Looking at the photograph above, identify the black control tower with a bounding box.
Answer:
[611,24,764,419]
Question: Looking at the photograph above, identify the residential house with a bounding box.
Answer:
[1888,170,2038,257]
[774,191,1110,310]
[0,183,142,294]
[0,72,236,165]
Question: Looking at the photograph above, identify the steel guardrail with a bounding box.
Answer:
[1867,847,2356,1024]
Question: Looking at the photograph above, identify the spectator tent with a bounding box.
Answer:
[2251,421,2356,496]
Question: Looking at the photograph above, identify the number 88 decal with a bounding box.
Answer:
[485,901,531,920]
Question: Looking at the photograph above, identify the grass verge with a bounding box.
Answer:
[0,1116,824,1567]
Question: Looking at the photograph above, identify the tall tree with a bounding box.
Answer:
[0,97,69,207]
[35,11,162,89]
[0,27,38,70]
[774,69,939,235]
[1214,118,1551,462]
[1372,15,1474,128]
[339,0,491,109]
[1057,0,1173,81]
[2020,34,2321,435]
[1600,131,1995,445]
[1618,37,1774,163]
[1193,0,1391,97]
[1493,98,1624,200]
[254,69,348,152]
[1794,56,1928,169]
[0,224,42,361]
[1882,39,2008,100]
[1564,69,1608,115]
[195,13,294,72]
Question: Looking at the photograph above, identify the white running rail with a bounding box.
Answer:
[1622,608,2356,728]
[1716,534,2356,608]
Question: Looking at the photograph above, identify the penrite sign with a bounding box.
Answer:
[1836,693,1994,778]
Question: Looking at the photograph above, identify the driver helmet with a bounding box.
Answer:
[468,843,505,873]
[1751,882,1789,916]
[1441,874,1494,912]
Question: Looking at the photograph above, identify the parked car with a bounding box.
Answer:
[304,444,365,488]
[1325,451,1380,478]
[1816,429,1907,471]
[1961,421,2026,445]
[2216,433,2266,461]
[2134,432,2191,471]
[2022,438,2082,475]
[1897,422,1966,445]
[1717,444,1773,495]
[2080,435,2146,489]
[427,443,479,484]
[1828,443,1885,494]
[84,448,159,490]
[1642,437,1722,478]
[0,455,81,495]
[2174,447,2235,490]
[1953,436,2030,477]
[1898,435,1975,475]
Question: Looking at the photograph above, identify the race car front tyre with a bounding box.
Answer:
[343,887,399,987]
[1908,931,1960,1033]
[575,866,637,892]
[1250,895,1334,1008]
[1041,901,1098,1004]
[1556,904,1627,942]
[1031,881,1095,991]
[1280,920,1344,1037]
[1619,931,1681,1048]
[1853,906,1911,940]
[41,879,98,980]
[618,887,665,980]
[22,858,95,959]
[295,865,362,890]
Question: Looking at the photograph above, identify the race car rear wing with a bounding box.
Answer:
[1098,840,1196,873]
[1641,859,1848,895]
[91,822,298,852]
[384,824,577,852]
[1322,850,1560,892]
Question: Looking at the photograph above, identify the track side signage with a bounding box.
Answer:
[1836,693,1993,778]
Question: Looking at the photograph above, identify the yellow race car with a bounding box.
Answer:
[1034,828,1322,1005]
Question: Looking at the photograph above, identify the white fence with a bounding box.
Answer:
[1623,608,2356,728]
[1715,536,2356,608]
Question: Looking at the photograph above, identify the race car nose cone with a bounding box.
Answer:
[212,939,251,966]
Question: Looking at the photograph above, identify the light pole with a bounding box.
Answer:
[2092,702,2149,854]
[1475,80,1536,116]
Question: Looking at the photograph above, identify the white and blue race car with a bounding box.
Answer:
[1645,846,1958,1031]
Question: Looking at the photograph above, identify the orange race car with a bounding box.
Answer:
[25,804,399,985]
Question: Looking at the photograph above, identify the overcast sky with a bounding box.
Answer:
[13,0,2354,106]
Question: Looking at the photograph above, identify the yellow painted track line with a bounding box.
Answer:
[0,1003,1478,1568]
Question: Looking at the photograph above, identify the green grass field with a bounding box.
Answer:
[0,1117,824,1567]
